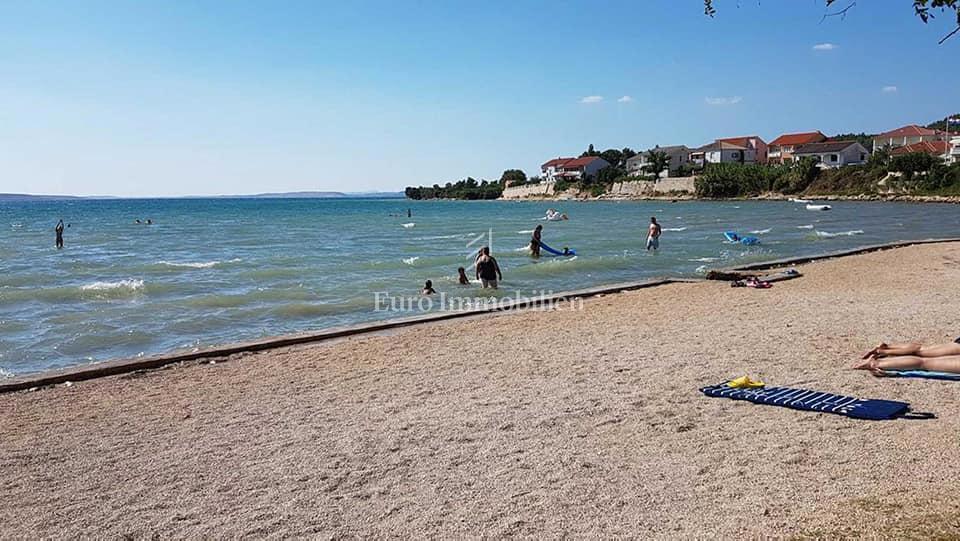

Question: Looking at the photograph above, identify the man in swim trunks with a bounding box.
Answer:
[646,217,661,251]
[475,246,502,289]
[55,219,64,249]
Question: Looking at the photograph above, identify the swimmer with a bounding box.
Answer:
[457,267,470,285]
[422,280,437,295]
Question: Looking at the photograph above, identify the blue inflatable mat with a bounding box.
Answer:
[700,383,910,420]
[881,369,960,381]
[538,241,575,257]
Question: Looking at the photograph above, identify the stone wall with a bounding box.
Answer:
[500,183,554,199]
[607,177,695,196]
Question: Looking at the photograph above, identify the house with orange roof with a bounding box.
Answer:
[540,156,610,183]
[768,131,827,164]
[889,140,950,158]
[715,135,768,163]
[872,124,945,152]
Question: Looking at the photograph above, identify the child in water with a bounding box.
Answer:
[457,267,470,285]
[422,280,437,295]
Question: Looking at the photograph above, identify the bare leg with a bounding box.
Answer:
[871,342,922,358]
[870,355,960,374]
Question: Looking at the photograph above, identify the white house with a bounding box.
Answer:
[951,136,960,164]
[689,141,756,166]
[793,141,870,168]
[540,156,610,183]
[625,145,690,177]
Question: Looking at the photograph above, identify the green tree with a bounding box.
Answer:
[643,149,672,181]
[500,169,527,185]
[704,1,960,43]
[580,144,600,157]
[600,148,624,167]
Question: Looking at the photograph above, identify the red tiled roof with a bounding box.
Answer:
[877,124,944,139]
[769,131,826,147]
[717,135,766,148]
[541,157,574,168]
[890,140,949,156]
[562,156,605,168]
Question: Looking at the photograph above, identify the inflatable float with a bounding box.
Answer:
[723,231,760,246]
[789,198,812,204]
[538,241,576,257]
[805,204,832,211]
[544,209,568,221]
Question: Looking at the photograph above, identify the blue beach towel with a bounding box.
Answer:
[880,369,960,381]
[700,382,911,420]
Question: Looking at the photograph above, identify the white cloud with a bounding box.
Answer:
[579,95,603,104]
[882,85,898,93]
[705,96,742,106]
[812,43,836,51]
[617,95,633,103]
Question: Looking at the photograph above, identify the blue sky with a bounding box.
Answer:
[1,1,958,196]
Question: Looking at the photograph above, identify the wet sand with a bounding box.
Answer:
[3,243,960,538]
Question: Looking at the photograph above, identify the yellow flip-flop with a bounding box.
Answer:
[727,375,765,389]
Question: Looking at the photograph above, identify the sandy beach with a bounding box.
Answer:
[3,242,960,538]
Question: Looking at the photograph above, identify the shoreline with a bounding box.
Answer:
[5,237,959,394]
[4,241,960,537]
[498,192,960,203]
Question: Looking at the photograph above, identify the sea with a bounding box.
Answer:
[2,197,959,377]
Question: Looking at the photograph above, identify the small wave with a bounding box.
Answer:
[514,246,530,252]
[797,224,814,229]
[662,227,687,232]
[402,223,415,228]
[695,265,709,274]
[749,228,771,234]
[81,279,144,291]
[402,256,420,265]
[10,223,22,230]
[688,257,719,262]
[158,258,240,269]
[517,230,534,234]
[0,367,13,379]
[816,229,864,238]
[414,234,461,241]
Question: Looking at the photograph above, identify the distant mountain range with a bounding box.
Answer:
[0,191,405,201]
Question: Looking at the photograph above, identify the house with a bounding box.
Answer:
[716,136,768,163]
[625,145,690,177]
[872,124,945,151]
[689,141,755,166]
[889,140,950,158]
[768,131,827,164]
[952,136,960,164]
[792,141,870,168]
[540,156,610,183]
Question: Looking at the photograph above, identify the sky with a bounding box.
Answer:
[1,1,958,197]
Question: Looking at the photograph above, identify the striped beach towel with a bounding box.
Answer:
[700,383,911,420]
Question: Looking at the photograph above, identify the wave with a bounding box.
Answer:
[688,257,719,262]
[81,279,145,292]
[402,223,416,228]
[402,256,420,265]
[157,258,241,269]
[797,224,814,229]
[413,234,465,241]
[517,230,534,234]
[695,265,709,274]
[663,227,687,232]
[0,367,13,379]
[749,228,771,234]
[816,229,864,238]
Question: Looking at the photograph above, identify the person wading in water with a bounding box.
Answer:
[475,246,503,289]
[55,219,65,249]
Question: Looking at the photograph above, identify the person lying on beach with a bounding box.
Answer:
[421,280,437,295]
[854,354,960,375]
[861,339,960,360]
[457,267,470,285]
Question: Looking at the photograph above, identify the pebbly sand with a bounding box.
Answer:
[3,243,960,538]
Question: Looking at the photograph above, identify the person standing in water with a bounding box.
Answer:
[530,225,543,258]
[646,217,661,251]
[407,208,412,218]
[475,247,502,289]
[55,219,65,249]
[457,267,470,285]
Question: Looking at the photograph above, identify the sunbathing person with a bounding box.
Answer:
[854,354,960,375]
[861,339,960,360]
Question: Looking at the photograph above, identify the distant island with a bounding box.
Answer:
[0,191,405,201]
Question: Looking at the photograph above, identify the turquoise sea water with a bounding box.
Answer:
[1,198,959,376]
